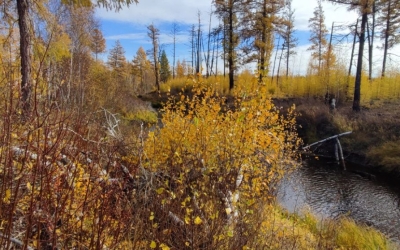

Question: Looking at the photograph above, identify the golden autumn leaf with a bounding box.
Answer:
[3,189,11,204]
[160,243,170,250]
[150,241,157,249]
[194,216,202,225]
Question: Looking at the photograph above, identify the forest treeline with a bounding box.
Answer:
[0,0,399,248]
[1,0,400,117]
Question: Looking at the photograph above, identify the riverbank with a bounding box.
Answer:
[261,205,396,249]
[133,91,397,248]
[139,92,400,178]
[273,97,400,178]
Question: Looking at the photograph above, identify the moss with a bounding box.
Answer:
[123,110,158,124]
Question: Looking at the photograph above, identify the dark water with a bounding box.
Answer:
[278,159,400,242]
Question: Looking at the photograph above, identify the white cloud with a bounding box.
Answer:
[106,32,147,41]
[96,0,216,26]
[97,0,400,76]
[105,32,189,46]
[96,0,359,32]
[292,0,358,32]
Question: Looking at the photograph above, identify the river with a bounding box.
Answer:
[278,159,400,243]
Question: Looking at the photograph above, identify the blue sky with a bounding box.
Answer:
[94,0,400,75]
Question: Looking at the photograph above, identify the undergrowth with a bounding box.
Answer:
[0,75,395,249]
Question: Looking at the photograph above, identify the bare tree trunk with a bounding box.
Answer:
[223,21,226,77]
[196,12,201,75]
[277,43,285,87]
[148,25,160,90]
[348,19,358,77]
[171,23,178,79]
[382,0,391,78]
[353,12,367,112]
[17,0,32,118]
[326,22,334,88]
[228,1,234,90]
[215,26,220,76]
[258,0,267,83]
[285,41,289,78]
[191,25,195,75]
[368,1,375,80]
[271,36,280,84]
[205,10,212,77]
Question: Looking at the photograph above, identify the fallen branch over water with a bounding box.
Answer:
[302,131,352,150]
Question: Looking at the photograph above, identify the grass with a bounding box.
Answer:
[259,205,396,249]
[123,110,158,124]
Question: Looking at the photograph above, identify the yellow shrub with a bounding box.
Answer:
[142,81,301,248]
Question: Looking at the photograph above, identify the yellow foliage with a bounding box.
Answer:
[142,80,301,248]
[150,240,157,248]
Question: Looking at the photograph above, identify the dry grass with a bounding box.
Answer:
[257,205,395,249]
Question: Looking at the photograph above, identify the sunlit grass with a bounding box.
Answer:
[162,70,400,105]
[258,206,395,249]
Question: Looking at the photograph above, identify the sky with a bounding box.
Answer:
[94,0,400,76]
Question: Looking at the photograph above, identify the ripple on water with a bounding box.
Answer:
[277,160,400,242]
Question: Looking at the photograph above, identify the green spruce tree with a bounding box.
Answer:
[160,50,171,83]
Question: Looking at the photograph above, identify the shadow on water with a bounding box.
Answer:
[278,158,400,242]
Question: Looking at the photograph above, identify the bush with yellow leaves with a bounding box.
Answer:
[138,83,301,249]
[0,77,301,249]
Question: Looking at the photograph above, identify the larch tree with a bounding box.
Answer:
[176,60,185,78]
[160,50,171,83]
[249,0,284,83]
[214,0,243,90]
[107,40,127,76]
[326,0,373,111]
[132,46,153,93]
[147,24,160,91]
[308,0,328,75]
[278,0,297,78]
[91,28,106,61]
[377,0,400,77]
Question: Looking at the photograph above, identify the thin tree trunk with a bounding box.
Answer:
[367,1,375,80]
[172,24,177,79]
[210,30,216,76]
[326,22,334,88]
[17,0,32,117]
[191,25,195,75]
[348,19,358,77]
[223,21,226,77]
[216,27,220,76]
[228,2,234,90]
[353,11,367,112]
[206,10,212,77]
[259,0,267,83]
[196,13,201,75]
[286,39,289,78]
[271,36,280,84]
[382,0,391,78]
[277,43,285,86]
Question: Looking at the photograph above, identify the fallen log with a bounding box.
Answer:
[302,131,352,150]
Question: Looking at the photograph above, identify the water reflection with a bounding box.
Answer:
[278,159,400,242]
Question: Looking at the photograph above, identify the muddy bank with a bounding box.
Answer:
[274,97,400,179]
